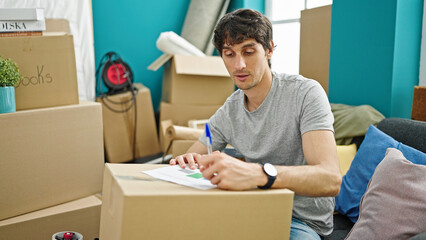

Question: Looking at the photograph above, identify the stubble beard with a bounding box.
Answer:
[235,75,260,91]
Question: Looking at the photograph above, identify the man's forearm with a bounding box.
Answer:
[272,165,341,197]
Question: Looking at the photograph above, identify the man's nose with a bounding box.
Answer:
[235,55,246,70]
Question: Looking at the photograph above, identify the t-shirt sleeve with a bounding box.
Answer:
[299,80,334,135]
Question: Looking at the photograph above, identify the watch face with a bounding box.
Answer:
[264,163,277,177]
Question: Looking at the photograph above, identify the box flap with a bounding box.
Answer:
[147,53,173,71]
[174,55,229,77]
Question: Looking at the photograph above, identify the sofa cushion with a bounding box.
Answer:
[336,144,357,176]
[335,125,426,222]
[346,148,426,239]
[377,118,426,153]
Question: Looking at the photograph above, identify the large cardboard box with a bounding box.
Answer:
[100,164,294,240]
[0,195,101,240]
[0,101,104,220]
[97,84,161,163]
[163,55,235,105]
[0,34,79,110]
[299,5,331,94]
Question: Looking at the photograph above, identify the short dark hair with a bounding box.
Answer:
[213,9,273,67]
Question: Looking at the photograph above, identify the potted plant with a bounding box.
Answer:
[0,55,22,113]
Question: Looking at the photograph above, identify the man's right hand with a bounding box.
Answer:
[169,153,202,170]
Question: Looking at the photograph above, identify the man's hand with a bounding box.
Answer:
[197,151,267,190]
[169,153,201,170]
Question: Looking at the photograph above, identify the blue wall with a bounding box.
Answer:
[329,0,423,118]
[92,0,264,112]
[228,0,264,13]
[92,0,191,112]
[391,0,424,117]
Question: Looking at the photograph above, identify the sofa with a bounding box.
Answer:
[325,118,426,240]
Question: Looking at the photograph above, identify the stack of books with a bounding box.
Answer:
[0,8,45,37]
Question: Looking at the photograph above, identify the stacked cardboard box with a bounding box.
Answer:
[0,19,103,239]
[97,83,161,163]
[0,195,102,240]
[0,31,79,110]
[158,55,234,153]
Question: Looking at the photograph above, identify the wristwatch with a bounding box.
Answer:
[258,163,277,189]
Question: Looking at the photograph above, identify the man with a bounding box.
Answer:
[170,9,341,240]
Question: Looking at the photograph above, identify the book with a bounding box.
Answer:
[0,20,46,32]
[0,8,44,21]
[0,31,42,37]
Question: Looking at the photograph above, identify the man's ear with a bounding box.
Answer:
[267,40,274,58]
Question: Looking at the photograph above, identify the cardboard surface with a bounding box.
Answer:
[172,140,196,157]
[166,126,202,155]
[159,119,174,151]
[100,164,294,240]
[97,84,161,163]
[0,34,79,110]
[44,18,71,33]
[160,101,221,126]
[299,5,331,94]
[0,195,101,240]
[411,86,426,121]
[160,101,221,150]
[0,101,104,220]
[163,55,235,105]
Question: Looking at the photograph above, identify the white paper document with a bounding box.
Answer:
[142,165,217,190]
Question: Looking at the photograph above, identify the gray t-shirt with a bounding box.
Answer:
[199,72,335,236]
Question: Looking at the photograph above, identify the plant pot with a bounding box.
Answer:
[0,86,16,113]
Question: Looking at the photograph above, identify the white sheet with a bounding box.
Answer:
[142,165,216,190]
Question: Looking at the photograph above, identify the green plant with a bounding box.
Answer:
[0,55,22,87]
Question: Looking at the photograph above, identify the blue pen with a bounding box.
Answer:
[205,123,213,154]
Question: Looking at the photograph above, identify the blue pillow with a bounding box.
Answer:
[335,125,426,223]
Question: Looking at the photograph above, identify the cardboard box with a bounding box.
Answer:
[299,5,331,94]
[172,140,196,157]
[159,119,174,151]
[160,101,221,126]
[159,101,221,149]
[161,122,202,154]
[100,164,294,240]
[0,101,104,220]
[44,18,71,33]
[97,84,161,163]
[163,55,235,105]
[0,34,79,110]
[0,195,101,240]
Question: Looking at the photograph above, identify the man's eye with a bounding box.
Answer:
[245,51,254,55]
[224,52,234,57]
